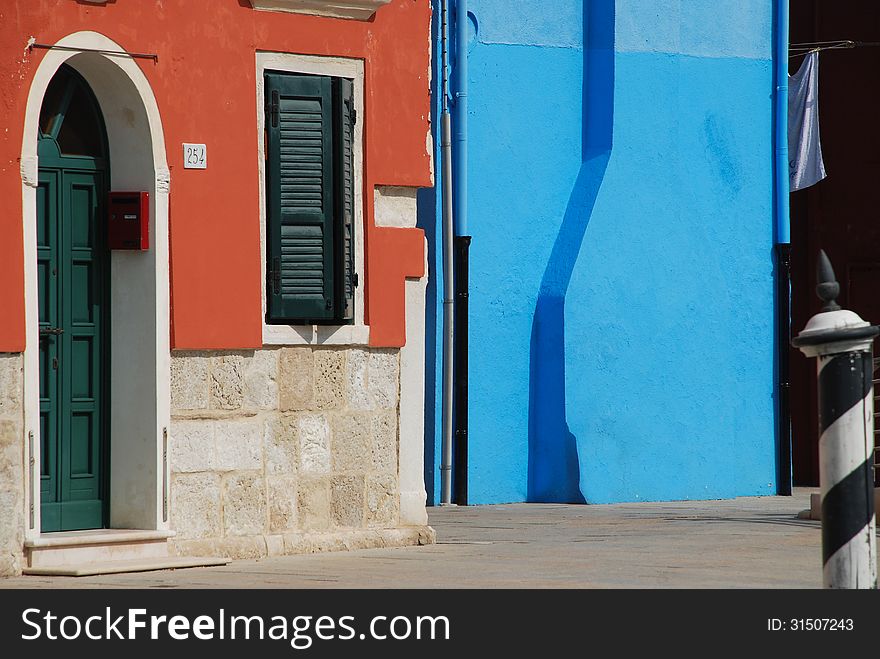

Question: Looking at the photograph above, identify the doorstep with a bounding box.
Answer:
[25,528,176,548]
[23,528,227,575]
[23,556,229,577]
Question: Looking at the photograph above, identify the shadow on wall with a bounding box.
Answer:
[418,186,438,504]
[527,0,615,503]
[417,4,442,505]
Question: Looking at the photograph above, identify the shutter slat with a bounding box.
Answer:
[281,153,322,159]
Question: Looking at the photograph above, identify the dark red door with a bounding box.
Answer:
[790,1,880,485]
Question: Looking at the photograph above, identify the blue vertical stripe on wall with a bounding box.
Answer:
[420,0,777,505]
[528,0,614,503]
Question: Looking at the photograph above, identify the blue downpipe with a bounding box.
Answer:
[776,0,790,245]
[452,0,468,237]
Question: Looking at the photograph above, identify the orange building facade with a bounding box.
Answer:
[0,0,433,576]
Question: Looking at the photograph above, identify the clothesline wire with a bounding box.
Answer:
[790,40,880,57]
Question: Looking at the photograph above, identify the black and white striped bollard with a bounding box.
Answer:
[792,250,879,588]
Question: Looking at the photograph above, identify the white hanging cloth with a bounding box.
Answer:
[789,51,827,191]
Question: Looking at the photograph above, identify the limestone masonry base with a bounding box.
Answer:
[0,343,433,577]
[169,346,433,560]
[0,354,24,576]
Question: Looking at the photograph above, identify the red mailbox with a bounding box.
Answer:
[108,191,149,250]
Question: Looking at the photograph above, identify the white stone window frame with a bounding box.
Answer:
[249,1,391,21]
[78,0,391,21]
[256,52,369,346]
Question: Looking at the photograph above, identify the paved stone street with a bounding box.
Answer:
[1,489,826,589]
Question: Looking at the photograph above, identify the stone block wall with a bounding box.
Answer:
[168,346,432,559]
[0,354,24,576]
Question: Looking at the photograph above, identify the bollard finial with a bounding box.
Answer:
[817,250,841,312]
[794,249,878,356]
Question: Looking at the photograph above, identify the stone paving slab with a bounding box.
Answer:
[0,489,827,589]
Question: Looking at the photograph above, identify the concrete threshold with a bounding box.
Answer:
[25,529,175,548]
[23,556,229,577]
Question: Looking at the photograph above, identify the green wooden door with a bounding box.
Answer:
[37,65,109,532]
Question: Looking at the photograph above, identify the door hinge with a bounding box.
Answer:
[267,89,279,128]
[269,257,281,295]
[345,97,356,126]
[353,273,359,288]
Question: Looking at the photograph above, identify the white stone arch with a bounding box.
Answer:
[21,31,171,538]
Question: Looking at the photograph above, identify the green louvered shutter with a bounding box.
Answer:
[265,72,335,323]
[333,77,356,322]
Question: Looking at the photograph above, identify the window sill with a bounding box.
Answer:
[263,323,370,346]
[248,0,391,20]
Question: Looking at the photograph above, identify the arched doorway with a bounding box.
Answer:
[37,64,110,532]
[22,32,171,539]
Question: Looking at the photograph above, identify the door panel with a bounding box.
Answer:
[61,170,105,528]
[38,166,107,532]
[37,170,61,531]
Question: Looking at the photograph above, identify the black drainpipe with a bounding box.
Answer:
[777,242,792,495]
[453,235,471,505]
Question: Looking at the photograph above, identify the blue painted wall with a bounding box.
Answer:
[420,0,778,505]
